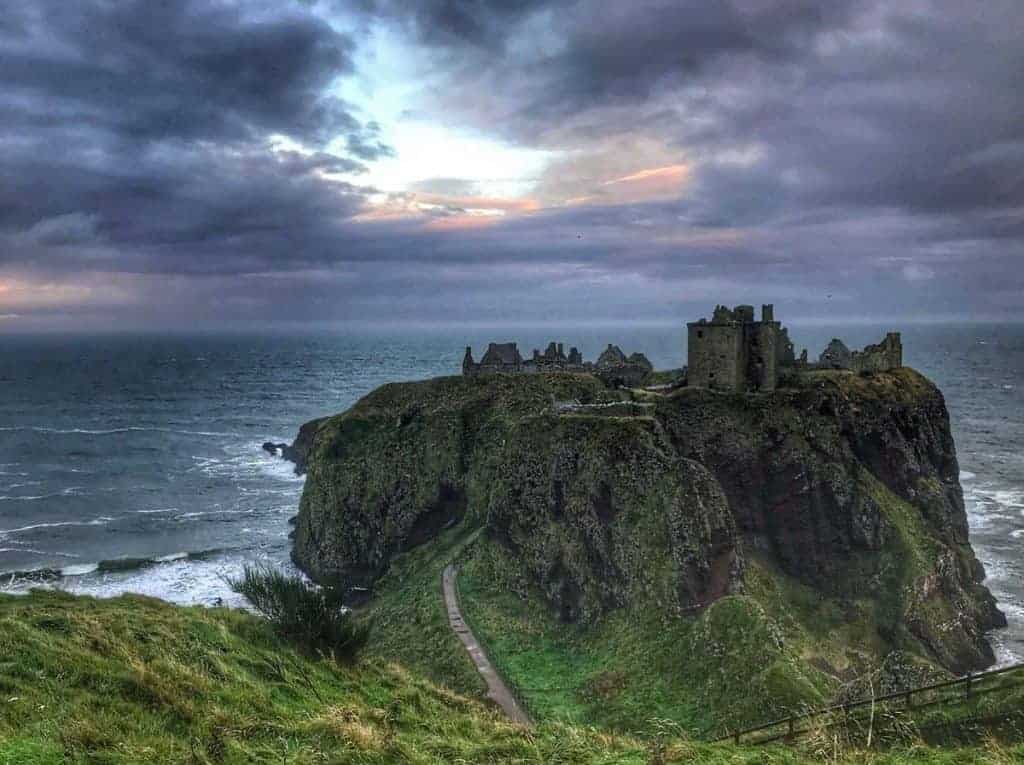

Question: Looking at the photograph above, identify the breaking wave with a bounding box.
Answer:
[1,547,231,582]
[0,516,114,535]
[0,426,241,437]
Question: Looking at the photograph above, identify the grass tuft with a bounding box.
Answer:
[228,565,370,661]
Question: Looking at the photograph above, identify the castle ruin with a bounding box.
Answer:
[462,304,903,392]
[463,340,652,386]
[686,303,902,391]
[686,304,795,392]
[818,333,902,374]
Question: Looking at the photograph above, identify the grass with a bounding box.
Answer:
[359,523,486,696]
[0,586,1022,763]
[456,540,830,738]
[454,534,1024,752]
[0,589,649,764]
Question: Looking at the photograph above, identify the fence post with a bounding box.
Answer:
[965,673,972,700]
[788,716,794,739]
[733,730,740,745]
[905,690,913,709]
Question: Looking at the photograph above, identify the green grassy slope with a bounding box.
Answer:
[454,537,1024,751]
[0,589,643,764]
[360,525,486,696]
[456,539,829,737]
[1,589,1021,764]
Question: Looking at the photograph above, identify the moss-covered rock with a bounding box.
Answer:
[292,367,1003,680]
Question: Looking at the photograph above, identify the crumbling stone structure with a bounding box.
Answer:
[463,306,903,392]
[819,333,902,374]
[594,344,653,387]
[463,342,524,375]
[819,338,852,369]
[686,304,795,392]
[686,303,903,392]
[530,341,585,371]
[463,340,652,386]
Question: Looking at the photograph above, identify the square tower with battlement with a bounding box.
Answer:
[687,304,791,392]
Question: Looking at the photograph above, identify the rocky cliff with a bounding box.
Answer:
[291,368,1004,675]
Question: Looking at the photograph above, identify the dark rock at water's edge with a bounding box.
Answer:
[262,418,326,475]
[289,368,1005,675]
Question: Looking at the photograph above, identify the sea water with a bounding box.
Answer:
[1,323,1022,661]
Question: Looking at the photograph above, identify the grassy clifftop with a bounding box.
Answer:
[2,589,1022,764]
[0,590,643,764]
[291,367,1005,737]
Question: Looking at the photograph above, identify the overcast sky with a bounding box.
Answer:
[1,1,1022,330]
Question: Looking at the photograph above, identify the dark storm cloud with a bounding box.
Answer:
[366,0,1024,317]
[0,0,362,146]
[0,0,386,292]
[384,0,1024,219]
[2,0,1024,328]
[364,0,552,49]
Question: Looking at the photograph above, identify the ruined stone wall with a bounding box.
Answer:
[776,326,796,366]
[749,322,779,392]
[851,332,903,373]
[687,322,745,392]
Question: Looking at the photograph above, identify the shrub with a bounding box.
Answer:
[228,565,369,661]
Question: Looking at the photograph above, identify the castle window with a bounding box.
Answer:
[697,330,704,339]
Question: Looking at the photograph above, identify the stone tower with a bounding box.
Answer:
[687,303,789,392]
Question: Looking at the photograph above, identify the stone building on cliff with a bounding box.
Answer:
[462,304,902,392]
[463,340,652,385]
[819,333,902,373]
[686,303,903,393]
[686,304,796,393]
[463,342,524,375]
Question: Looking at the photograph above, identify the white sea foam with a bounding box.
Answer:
[0,425,241,437]
[187,445,306,486]
[0,488,83,501]
[0,547,79,559]
[0,481,42,491]
[0,517,114,535]
[155,552,189,563]
[10,551,293,608]
[176,507,256,520]
[61,564,99,576]
[136,507,179,515]
[960,470,977,481]
[976,488,1024,509]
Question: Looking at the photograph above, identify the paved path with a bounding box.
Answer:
[442,564,533,727]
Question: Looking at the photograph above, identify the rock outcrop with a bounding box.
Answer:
[291,368,1003,674]
[266,417,325,475]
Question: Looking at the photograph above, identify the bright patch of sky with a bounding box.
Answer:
[330,23,556,200]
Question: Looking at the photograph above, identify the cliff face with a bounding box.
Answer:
[291,368,1003,674]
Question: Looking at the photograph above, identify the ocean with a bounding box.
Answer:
[1,323,1022,662]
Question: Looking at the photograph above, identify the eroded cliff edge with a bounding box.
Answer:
[291,368,1004,675]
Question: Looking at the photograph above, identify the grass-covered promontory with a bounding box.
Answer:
[0,589,641,764]
[292,367,1005,737]
[2,590,1022,764]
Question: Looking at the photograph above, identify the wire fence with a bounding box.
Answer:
[715,662,1024,746]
